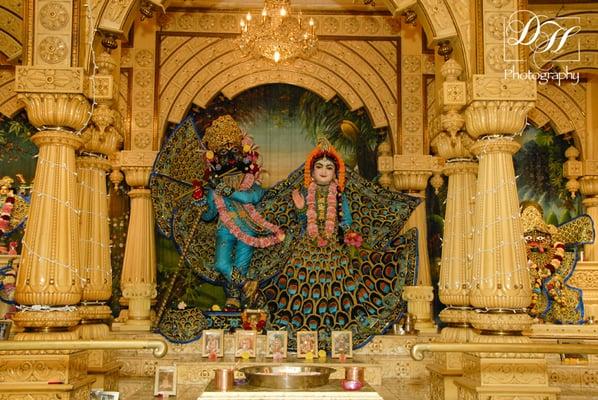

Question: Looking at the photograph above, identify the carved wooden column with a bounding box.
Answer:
[13,88,87,338]
[427,58,476,400]
[112,151,157,331]
[395,158,439,333]
[77,50,123,390]
[454,76,558,400]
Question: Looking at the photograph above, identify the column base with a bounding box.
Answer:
[455,380,560,400]
[112,318,152,331]
[428,364,462,400]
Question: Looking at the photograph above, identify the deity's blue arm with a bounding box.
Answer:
[228,183,265,204]
[201,189,218,222]
[339,193,352,231]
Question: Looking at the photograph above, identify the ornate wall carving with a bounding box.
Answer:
[0,0,24,61]
[157,20,399,144]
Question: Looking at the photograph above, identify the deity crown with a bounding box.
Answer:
[203,115,244,152]
[520,203,558,236]
[0,176,13,190]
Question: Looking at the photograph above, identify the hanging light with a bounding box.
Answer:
[237,0,318,63]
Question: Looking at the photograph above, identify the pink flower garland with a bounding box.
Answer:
[213,173,284,248]
[0,195,15,235]
[306,181,337,247]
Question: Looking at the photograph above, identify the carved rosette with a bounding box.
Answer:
[18,93,91,131]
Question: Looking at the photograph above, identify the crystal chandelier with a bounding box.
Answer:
[237,0,318,63]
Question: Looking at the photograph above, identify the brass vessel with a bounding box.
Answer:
[239,365,335,389]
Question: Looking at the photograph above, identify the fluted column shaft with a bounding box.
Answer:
[469,139,530,308]
[77,157,113,319]
[439,161,477,307]
[116,154,157,331]
[395,167,437,332]
[13,130,83,332]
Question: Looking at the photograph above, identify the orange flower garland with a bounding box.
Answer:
[304,143,345,191]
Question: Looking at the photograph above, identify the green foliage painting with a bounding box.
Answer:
[514,125,581,224]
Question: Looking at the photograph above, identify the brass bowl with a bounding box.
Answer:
[239,365,335,389]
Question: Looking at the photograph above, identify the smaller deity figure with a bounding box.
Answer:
[198,116,285,309]
[521,202,594,324]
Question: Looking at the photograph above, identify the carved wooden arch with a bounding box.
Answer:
[527,82,587,158]
[158,37,397,142]
[0,0,23,61]
[0,70,19,117]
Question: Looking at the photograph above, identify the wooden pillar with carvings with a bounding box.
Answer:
[427,57,477,400]
[77,50,123,390]
[453,76,559,399]
[394,18,439,333]
[112,151,157,331]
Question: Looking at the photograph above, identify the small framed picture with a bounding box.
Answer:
[266,330,288,359]
[154,366,177,396]
[235,330,257,357]
[296,330,318,358]
[331,330,353,358]
[0,320,11,340]
[202,329,224,357]
[91,390,120,400]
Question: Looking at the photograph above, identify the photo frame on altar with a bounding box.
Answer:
[202,329,224,357]
[331,330,353,359]
[296,330,318,358]
[266,330,288,359]
[235,330,257,358]
[0,320,12,340]
[154,365,177,396]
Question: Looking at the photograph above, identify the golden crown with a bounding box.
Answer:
[203,115,244,152]
[521,203,558,235]
[0,176,13,189]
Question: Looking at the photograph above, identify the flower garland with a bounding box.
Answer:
[0,193,15,236]
[529,241,565,315]
[306,181,337,247]
[214,192,284,248]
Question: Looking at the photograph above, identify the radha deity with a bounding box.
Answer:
[258,138,421,350]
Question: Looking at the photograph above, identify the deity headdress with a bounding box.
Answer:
[520,202,558,236]
[304,137,346,191]
[203,115,244,152]
[0,176,14,190]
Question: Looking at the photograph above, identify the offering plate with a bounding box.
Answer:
[239,365,335,389]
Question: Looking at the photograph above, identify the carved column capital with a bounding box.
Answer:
[469,137,521,157]
[392,155,442,192]
[432,132,474,160]
[18,93,91,131]
[442,160,478,177]
[464,75,536,139]
[117,150,157,187]
[580,176,598,198]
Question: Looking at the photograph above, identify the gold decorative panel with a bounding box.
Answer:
[33,0,73,67]
[158,23,400,144]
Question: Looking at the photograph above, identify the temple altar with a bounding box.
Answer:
[1,0,598,399]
